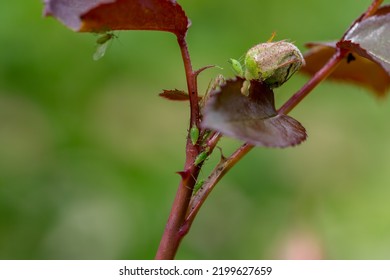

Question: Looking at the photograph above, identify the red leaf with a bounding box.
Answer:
[373,5,390,16]
[44,0,190,37]
[159,89,189,101]
[341,8,390,75]
[202,78,307,148]
[44,0,115,31]
[301,5,390,97]
[301,42,390,97]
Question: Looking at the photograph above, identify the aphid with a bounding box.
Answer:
[93,32,117,61]
[228,58,244,77]
[193,179,205,194]
[194,149,209,166]
[190,126,200,146]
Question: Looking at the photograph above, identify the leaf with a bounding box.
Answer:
[159,89,189,101]
[44,0,114,31]
[300,5,390,97]
[202,78,307,148]
[341,10,390,74]
[301,42,390,96]
[44,0,190,37]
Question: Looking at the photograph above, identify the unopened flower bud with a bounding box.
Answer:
[244,41,305,88]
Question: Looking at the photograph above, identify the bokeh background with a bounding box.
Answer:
[1,0,390,259]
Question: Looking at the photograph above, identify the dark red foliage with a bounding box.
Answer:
[159,89,190,101]
[202,78,307,148]
[301,5,390,97]
[44,0,190,38]
[301,42,390,96]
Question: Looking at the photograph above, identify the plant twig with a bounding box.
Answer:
[277,49,347,115]
[185,143,254,228]
[178,36,200,129]
[361,0,383,19]
[155,35,201,260]
[155,165,200,259]
[279,0,382,115]
[342,0,383,40]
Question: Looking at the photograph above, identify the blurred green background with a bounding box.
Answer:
[1,0,390,259]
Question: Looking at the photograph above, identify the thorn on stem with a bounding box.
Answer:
[176,170,191,180]
[194,65,217,78]
[216,146,227,161]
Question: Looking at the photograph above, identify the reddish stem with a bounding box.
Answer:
[155,165,200,259]
[362,0,383,19]
[185,143,253,228]
[277,48,347,115]
[155,35,201,260]
[342,0,383,40]
[178,35,200,128]
[278,0,382,115]
[206,132,222,151]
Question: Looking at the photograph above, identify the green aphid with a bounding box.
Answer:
[190,126,200,146]
[193,179,205,194]
[93,32,117,61]
[194,150,209,166]
[228,58,244,77]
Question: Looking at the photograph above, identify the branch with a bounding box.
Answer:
[184,143,254,228]
[279,0,383,115]
[178,35,200,128]
[155,35,201,260]
[277,49,347,115]
[342,0,383,41]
